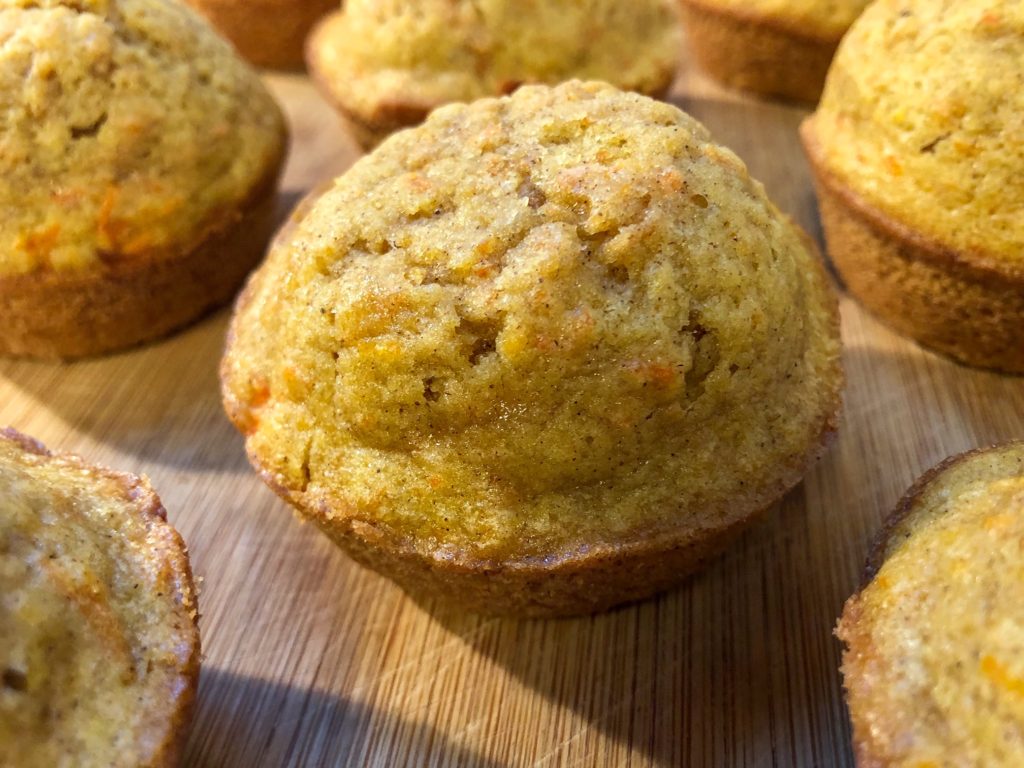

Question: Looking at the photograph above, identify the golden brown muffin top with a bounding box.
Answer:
[838,443,1024,767]
[806,0,1024,269]
[0,0,285,277]
[311,0,680,121]
[686,0,868,40]
[222,81,841,566]
[0,429,199,768]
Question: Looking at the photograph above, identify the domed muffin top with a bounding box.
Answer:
[0,0,285,277]
[312,0,680,113]
[222,81,840,565]
[0,429,198,767]
[807,0,1024,267]
[839,443,1024,766]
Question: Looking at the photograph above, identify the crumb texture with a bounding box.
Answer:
[808,0,1024,264]
[839,443,1024,767]
[223,81,841,565]
[312,0,680,119]
[0,0,284,276]
[0,431,198,768]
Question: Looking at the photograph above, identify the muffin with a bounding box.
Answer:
[221,81,842,617]
[306,0,682,147]
[802,0,1024,373]
[0,0,288,359]
[679,0,869,102]
[838,442,1024,766]
[184,0,335,69]
[0,428,200,768]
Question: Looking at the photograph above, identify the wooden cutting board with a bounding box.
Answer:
[3,55,1022,768]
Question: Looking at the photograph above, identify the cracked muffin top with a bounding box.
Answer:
[0,429,199,768]
[222,81,841,565]
[838,443,1024,766]
[806,0,1024,267]
[309,0,680,138]
[0,0,285,277]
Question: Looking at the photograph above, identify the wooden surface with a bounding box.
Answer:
[3,54,1023,768]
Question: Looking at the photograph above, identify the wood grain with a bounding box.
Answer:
[2,52,1022,767]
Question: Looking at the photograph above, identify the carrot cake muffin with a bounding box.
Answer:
[838,442,1024,766]
[0,428,200,768]
[221,81,842,617]
[185,0,335,69]
[307,0,682,147]
[802,0,1024,373]
[679,0,869,102]
[0,0,287,359]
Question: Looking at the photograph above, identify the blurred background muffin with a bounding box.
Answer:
[679,0,864,102]
[802,0,1024,373]
[0,428,199,768]
[679,0,869,102]
[221,81,842,617]
[0,0,287,359]
[185,0,335,69]
[306,0,682,147]
[839,442,1024,766]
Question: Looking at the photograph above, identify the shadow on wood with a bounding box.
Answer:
[836,330,1024,507]
[184,666,507,768]
[0,314,244,472]
[422,483,855,767]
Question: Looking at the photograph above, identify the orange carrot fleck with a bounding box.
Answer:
[23,223,60,260]
[982,655,1024,696]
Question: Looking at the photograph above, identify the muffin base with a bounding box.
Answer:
[803,128,1024,374]
[0,154,285,360]
[234,408,837,617]
[319,85,434,152]
[679,0,838,103]
[310,498,767,617]
[0,427,200,767]
[187,0,336,70]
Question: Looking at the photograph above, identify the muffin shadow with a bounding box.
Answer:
[839,338,1024,478]
[425,485,856,767]
[183,667,507,768]
[0,312,239,471]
